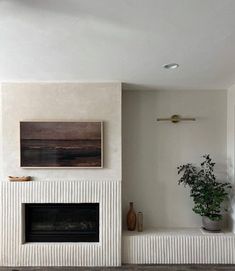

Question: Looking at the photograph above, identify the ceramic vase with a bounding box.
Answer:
[127,202,136,231]
[137,212,143,232]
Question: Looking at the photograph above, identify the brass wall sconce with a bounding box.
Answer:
[157,114,196,124]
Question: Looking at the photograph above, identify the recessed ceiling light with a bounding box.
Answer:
[163,63,179,70]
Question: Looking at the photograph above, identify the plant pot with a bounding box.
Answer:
[202,216,222,232]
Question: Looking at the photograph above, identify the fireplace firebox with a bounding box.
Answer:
[25,203,99,242]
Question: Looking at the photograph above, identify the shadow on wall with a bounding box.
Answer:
[228,186,235,232]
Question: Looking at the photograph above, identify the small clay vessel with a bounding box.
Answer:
[127,202,136,231]
[137,212,143,232]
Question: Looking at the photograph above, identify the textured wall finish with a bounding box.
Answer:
[0,180,121,266]
[0,83,122,267]
[0,82,122,181]
[122,230,235,264]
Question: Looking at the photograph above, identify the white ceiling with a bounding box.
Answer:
[0,0,235,90]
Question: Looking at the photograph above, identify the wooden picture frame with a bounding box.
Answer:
[20,121,103,168]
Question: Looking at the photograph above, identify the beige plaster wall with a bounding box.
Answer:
[0,82,122,181]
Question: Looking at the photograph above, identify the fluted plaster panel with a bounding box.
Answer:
[0,180,121,266]
[122,229,235,264]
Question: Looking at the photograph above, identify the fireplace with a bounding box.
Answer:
[25,203,99,242]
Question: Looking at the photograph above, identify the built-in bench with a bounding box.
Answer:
[122,228,235,264]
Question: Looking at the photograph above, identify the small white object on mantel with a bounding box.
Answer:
[122,228,235,264]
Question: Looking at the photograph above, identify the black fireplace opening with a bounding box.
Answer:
[25,203,99,242]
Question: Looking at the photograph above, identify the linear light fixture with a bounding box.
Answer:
[157,115,196,123]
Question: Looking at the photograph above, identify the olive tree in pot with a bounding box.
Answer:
[177,155,231,232]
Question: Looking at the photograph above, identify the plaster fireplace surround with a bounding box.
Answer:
[0,82,235,267]
[0,83,122,266]
[0,180,121,266]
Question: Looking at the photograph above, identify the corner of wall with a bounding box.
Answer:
[0,83,3,182]
[227,84,235,233]
[0,83,2,265]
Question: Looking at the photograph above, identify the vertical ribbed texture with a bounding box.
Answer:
[122,231,235,264]
[0,180,121,267]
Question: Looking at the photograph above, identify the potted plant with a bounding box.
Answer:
[177,154,232,232]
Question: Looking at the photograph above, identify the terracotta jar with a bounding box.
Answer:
[127,202,136,231]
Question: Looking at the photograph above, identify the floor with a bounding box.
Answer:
[0,266,235,271]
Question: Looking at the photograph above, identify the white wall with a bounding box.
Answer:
[122,89,227,229]
[0,82,122,181]
[227,84,235,233]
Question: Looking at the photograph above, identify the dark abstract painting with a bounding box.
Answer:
[20,121,103,167]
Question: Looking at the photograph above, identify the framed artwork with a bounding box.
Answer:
[20,121,103,168]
